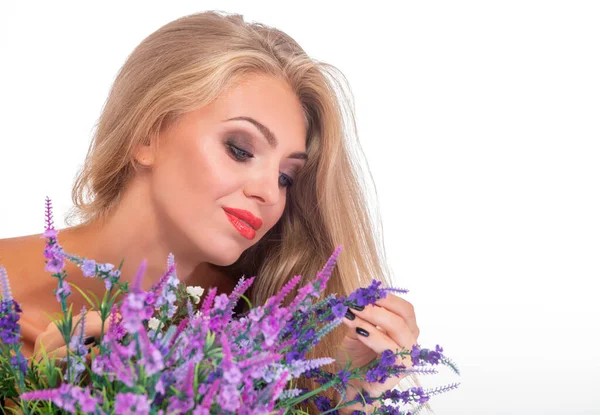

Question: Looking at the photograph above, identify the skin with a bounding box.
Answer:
[1,73,420,412]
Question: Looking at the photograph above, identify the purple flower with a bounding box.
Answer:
[21,383,102,414]
[313,245,342,294]
[337,368,351,389]
[166,362,195,414]
[217,383,241,411]
[365,364,388,383]
[0,269,23,346]
[55,280,71,303]
[115,392,151,415]
[120,292,152,333]
[98,263,115,273]
[64,306,88,382]
[213,293,229,311]
[347,279,387,308]
[81,259,96,277]
[288,357,335,377]
[0,302,21,343]
[120,260,153,333]
[1,266,12,299]
[45,255,65,274]
[137,328,165,376]
[43,228,58,239]
[11,352,27,375]
[379,349,397,368]
[314,395,332,411]
[411,344,444,366]
[260,315,283,347]
[395,387,430,405]
[43,243,58,259]
[153,259,180,318]
[331,300,348,320]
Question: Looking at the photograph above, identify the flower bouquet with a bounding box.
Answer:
[0,198,460,414]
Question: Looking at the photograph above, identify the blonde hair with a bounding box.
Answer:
[66,10,430,414]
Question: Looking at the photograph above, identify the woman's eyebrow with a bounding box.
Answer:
[224,116,308,160]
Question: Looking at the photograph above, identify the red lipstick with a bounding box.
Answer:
[223,207,263,240]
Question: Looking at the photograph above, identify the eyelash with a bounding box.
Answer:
[226,143,295,189]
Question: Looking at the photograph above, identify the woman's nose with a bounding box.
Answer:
[243,171,280,206]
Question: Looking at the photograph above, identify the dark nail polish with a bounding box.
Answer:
[356,327,369,337]
[345,309,355,321]
[84,336,96,346]
[349,304,365,311]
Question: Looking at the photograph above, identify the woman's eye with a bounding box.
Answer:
[279,173,294,189]
[227,144,253,161]
[227,143,294,189]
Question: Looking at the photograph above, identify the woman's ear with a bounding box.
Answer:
[133,143,156,167]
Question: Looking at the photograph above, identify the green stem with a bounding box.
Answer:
[283,379,338,407]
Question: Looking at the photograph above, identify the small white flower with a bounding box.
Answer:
[186,286,205,304]
[148,317,163,331]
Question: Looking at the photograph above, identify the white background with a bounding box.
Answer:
[1,2,599,414]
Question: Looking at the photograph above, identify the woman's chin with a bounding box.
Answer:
[204,242,244,267]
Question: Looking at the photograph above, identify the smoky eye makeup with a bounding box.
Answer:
[224,131,254,151]
[224,130,305,174]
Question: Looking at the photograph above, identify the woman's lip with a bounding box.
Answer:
[222,207,262,230]
[224,212,256,240]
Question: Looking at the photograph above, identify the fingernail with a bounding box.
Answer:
[349,304,365,311]
[356,327,369,337]
[345,309,355,321]
[84,336,96,346]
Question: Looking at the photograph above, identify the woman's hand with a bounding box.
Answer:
[33,310,108,362]
[334,294,420,414]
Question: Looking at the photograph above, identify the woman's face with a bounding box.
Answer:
[135,74,308,266]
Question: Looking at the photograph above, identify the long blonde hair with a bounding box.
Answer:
[67,10,428,414]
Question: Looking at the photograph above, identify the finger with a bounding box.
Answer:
[374,294,419,338]
[34,311,106,357]
[35,339,97,365]
[341,310,390,340]
[343,311,417,359]
[348,305,417,353]
[34,329,68,357]
[33,343,68,363]
[82,311,108,336]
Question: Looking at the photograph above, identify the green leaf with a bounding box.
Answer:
[68,282,97,310]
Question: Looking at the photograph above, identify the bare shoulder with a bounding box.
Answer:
[0,233,46,265]
[0,233,48,297]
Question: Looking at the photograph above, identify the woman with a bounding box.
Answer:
[0,11,422,414]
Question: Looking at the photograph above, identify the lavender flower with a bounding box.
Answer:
[137,327,165,376]
[288,357,336,377]
[81,259,96,277]
[166,361,196,414]
[2,213,459,415]
[55,280,71,303]
[154,253,180,318]
[0,267,27,379]
[120,260,153,333]
[45,254,66,274]
[115,392,151,415]
[64,306,88,383]
[411,344,444,366]
[331,300,349,320]
[0,266,12,300]
[0,299,24,349]
[21,383,102,413]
